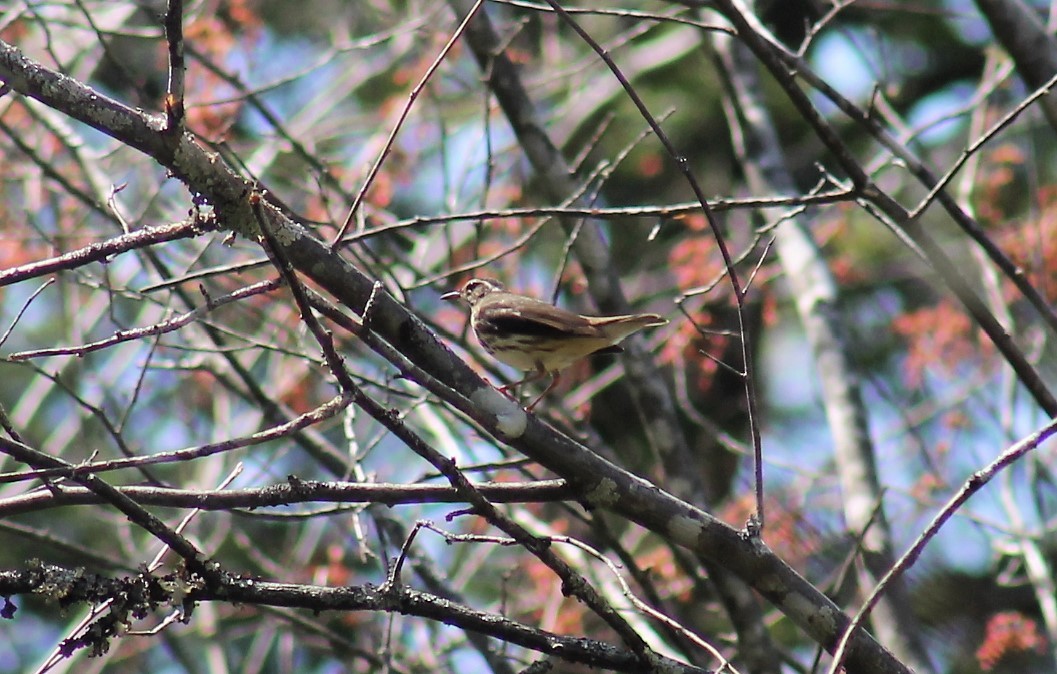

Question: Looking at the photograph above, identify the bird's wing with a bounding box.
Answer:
[476,300,602,338]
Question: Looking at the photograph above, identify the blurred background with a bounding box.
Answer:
[1,0,1056,672]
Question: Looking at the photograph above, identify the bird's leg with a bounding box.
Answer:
[495,380,516,396]
[497,372,538,395]
[497,363,559,411]
[497,363,548,395]
[490,381,518,401]
[526,371,560,411]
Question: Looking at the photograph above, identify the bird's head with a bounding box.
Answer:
[442,278,505,307]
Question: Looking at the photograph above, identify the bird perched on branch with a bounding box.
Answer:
[442,278,667,410]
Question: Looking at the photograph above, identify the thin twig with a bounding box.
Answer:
[829,417,1057,672]
[333,0,486,243]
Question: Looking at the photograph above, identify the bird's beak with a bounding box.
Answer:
[440,290,461,302]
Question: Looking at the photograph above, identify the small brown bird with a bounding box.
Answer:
[442,278,667,410]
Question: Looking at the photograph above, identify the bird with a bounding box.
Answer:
[442,278,667,410]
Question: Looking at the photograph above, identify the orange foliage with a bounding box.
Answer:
[636,152,664,178]
[504,216,533,236]
[515,557,587,636]
[721,493,820,570]
[909,471,943,502]
[976,612,1046,670]
[668,322,718,390]
[658,305,737,394]
[185,369,223,412]
[505,47,533,66]
[310,544,352,587]
[681,212,709,232]
[813,205,852,246]
[366,168,394,210]
[667,235,723,290]
[940,410,970,430]
[891,300,986,389]
[636,545,694,602]
[277,372,317,415]
[185,96,243,140]
[891,174,1057,396]
[222,0,263,30]
[547,597,588,636]
[0,234,48,271]
[988,144,1027,165]
[180,2,264,138]
[0,17,28,42]
[392,32,463,88]
[974,143,1025,225]
[997,189,1057,302]
[828,255,865,287]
